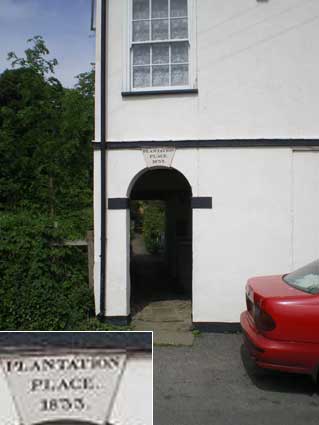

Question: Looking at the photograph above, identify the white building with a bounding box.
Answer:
[93,0,319,330]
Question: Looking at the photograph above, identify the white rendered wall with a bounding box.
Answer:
[94,0,319,320]
[105,148,319,322]
[104,149,198,317]
[105,209,130,317]
[105,0,319,141]
[193,148,292,322]
[292,151,319,268]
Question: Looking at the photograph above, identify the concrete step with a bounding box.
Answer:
[132,320,194,346]
[132,320,192,333]
[131,299,194,346]
[154,331,194,346]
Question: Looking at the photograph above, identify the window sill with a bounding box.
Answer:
[121,88,198,97]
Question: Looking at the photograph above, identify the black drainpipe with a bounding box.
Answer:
[99,0,107,317]
[90,0,96,31]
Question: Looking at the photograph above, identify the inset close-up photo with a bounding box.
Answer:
[0,332,153,425]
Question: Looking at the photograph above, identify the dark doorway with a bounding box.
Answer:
[129,168,192,316]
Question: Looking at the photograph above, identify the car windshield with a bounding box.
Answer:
[283,260,319,294]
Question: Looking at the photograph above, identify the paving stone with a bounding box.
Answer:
[131,234,148,255]
[132,299,194,346]
[130,251,193,346]
[154,331,194,347]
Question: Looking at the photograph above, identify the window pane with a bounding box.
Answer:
[171,18,188,39]
[171,0,188,17]
[133,0,149,20]
[171,42,188,63]
[171,64,188,85]
[133,45,150,65]
[133,20,150,42]
[133,66,151,88]
[152,0,168,18]
[151,19,169,40]
[152,44,169,64]
[284,260,319,294]
[152,65,169,86]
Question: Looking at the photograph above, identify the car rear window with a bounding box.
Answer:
[283,260,319,294]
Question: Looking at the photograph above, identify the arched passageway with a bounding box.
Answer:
[129,168,193,319]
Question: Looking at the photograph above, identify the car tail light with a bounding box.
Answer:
[246,285,254,315]
[254,304,276,332]
[246,294,253,315]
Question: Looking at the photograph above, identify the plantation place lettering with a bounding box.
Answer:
[143,147,176,167]
[0,352,127,425]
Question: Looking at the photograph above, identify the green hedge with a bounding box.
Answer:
[0,39,115,330]
[0,211,95,330]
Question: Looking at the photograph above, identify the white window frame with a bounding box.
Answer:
[122,0,197,93]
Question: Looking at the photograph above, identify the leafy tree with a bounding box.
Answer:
[0,36,94,226]
[0,37,99,330]
[75,69,95,98]
[0,66,64,212]
[7,35,58,77]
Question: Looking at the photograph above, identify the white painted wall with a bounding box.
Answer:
[104,149,198,318]
[105,0,319,141]
[105,210,130,317]
[94,0,319,321]
[292,151,319,268]
[0,353,152,425]
[193,148,292,322]
[104,148,319,322]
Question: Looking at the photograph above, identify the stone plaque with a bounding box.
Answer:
[143,147,176,168]
[0,350,127,425]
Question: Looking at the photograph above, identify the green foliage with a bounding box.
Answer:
[0,212,93,330]
[75,70,95,98]
[130,200,144,234]
[0,67,63,212]
[0,37,98,330]
[75,319,130,331]
[7,36,58,76]
[143,201,165,254]
[0,40,94,232]
[56,208,93,240]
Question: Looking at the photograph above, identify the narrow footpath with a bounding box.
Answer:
[131,235,194,346]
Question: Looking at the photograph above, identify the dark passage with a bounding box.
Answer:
[129,169,192,315]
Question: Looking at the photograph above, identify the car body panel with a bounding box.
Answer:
[247,275,308,299]
[241,270,319,377]
[241,311,319,376]
[247,275,319,344]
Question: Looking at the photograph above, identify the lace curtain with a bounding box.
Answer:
[132,0,189,88]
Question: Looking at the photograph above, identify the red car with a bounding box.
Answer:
[240,260,319,380]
